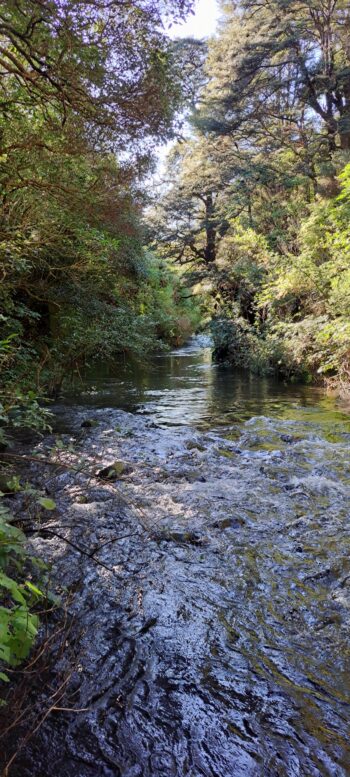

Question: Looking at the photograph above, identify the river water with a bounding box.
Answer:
[63,335,349,434]
[4,337,350,776]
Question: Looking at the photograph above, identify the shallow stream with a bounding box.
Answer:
[6,337,350,776]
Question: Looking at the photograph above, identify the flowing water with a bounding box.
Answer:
[5,337,350,776]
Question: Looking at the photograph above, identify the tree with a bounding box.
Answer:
[197,0,350,154]
[149,0,350,387]
[149,135,241,267]
[0,0,198,397]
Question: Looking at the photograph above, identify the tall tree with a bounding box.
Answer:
[149,135,240,266]
[0,0,197,394]
[197,0,350,154]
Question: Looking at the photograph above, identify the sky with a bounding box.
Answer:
[169,0,219,39]
[153,1,219,177]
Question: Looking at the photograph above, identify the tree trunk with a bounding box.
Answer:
[204,194,216,263]
[339,86,350,149]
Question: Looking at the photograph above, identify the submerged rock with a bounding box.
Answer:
[186,440,206,452]
[280,433,303,444]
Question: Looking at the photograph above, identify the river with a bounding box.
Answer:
[3,336,350,776]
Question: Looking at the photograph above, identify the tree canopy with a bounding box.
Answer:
[151,0,350,386]
[0,0,203,424]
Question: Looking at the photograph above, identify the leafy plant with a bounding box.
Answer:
[0,503,42,684]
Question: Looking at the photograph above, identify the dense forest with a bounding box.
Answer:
[151,0,350,390]
[0,0,200,441]
[1,0,350,750]
[0,0,201,695]
[2,0,350,437]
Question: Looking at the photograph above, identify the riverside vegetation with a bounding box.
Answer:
[0,0,199,695]
[150,0,350,389]
[0,0,350,755]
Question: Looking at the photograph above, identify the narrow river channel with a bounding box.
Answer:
[8,337,350,776]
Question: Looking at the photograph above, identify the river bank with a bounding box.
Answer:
[1,340,350,776]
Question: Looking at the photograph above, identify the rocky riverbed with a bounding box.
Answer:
[2,395,350,776]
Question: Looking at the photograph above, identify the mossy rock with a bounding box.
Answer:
[216,447,236,459]
[97,461,132,480]
[212,517,245,530]
[186,441,206,452]
[280,434,303,444]
[151,529,205,546]
[185,470,206,483]
[81,418,99,429]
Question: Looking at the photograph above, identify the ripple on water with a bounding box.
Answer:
[5,341,350,777]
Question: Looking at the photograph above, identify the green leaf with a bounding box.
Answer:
[0,572,26,604]
[0,672,9,683]
[38,497,56,511]
[25,581,43,598]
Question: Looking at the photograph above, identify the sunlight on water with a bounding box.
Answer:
[65,335,350,436]
[40,337,350,775]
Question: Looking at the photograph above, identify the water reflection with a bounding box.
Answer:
[63,338,350,434]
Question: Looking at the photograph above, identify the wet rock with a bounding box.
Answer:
[212,517,245,530]
[151,529,205,546]
[97,461,132,480]
[185,470,207,483]
[81,418,99,428]
[80,487,115,502]
[280,434,302,444]
[186,440,206,452]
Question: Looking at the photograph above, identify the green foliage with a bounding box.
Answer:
[211,166,350,385]
[211,316,288,377]
[255,166,350,382]
[0,0,199,405]
[0,502,42,683]
[0,0,198,689]
[137,254,201,345]
[199,0,350,154]
[38,498,56,511]
[211,316,254,367]
[152,0,350,393]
